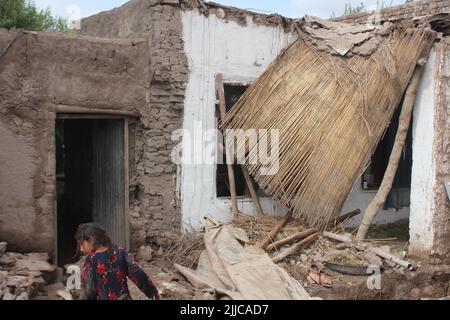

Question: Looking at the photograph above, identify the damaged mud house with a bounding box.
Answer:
[0,0,449,300]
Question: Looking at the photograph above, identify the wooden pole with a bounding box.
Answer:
[241,166,264,216]
[216,74,239,218]
[266,228,317,252]
[272,232,319,263]
[259,212,292,250]
[332,209,361,227]
[356,34,436,240]
[324,231,415,270]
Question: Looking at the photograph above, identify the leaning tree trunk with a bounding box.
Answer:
[356,59,428,241]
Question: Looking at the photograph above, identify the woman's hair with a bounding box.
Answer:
[75,223,112,251]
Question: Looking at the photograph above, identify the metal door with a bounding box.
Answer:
[92,119,127,247]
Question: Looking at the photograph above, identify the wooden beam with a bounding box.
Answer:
[266,228,317,252]
[356,33,437,240]
[259,212,292,250]
[216,74,239,218]
[332,209,361,227]
[272,232,319,263]
[241,166,264,216]
[55,105,140,118]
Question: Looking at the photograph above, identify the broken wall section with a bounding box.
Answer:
[430,40,450,264]
[333,0,449,24]
[409,40,450,263]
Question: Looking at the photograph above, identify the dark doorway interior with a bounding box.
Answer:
[361,102,413,210]
[216,84,267,198]
[55,118,127,266]
[56,120,93,265]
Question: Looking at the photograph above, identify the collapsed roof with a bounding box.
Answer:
[222,17,438,229]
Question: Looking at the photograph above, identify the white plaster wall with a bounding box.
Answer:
[181,10,295,231]
[409,48,438,256]
[341,178,410,227]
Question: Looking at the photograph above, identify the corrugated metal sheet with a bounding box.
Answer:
[92,120,126,247]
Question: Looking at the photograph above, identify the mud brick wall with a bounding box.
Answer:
[0,30,148,252]
[82,1,188,248]
[136,4,187,248]
[432,40,450,264]
[333,0,449,24]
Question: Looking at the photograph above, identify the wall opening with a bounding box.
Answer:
[361,104,413,210]
[55,116,130,266]
[216,84,267,199]
[360,100,413,242]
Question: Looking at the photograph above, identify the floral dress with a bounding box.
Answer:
[82,245,158,300]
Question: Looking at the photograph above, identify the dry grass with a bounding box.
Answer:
[222,27,436,230]
[232,213,308,245]
[159,233,205,269]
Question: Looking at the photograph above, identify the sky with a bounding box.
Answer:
[34,0,409,20]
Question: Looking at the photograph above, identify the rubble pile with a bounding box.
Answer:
[223,214,450,299]
[0,242,70,300]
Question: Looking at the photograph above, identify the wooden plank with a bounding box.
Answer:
[241,166,264,216]
[55,105,140,118]
[259,212,292,250]
[332,209,361,227]
[216,74,239,218]
[272,232,319,263]
[266,228,317,252]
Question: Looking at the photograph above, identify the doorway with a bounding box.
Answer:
[55,116,130,265]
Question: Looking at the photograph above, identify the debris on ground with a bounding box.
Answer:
[0,242,66,300]
[136,245,153,263]
[2,211,449,301]
[174,216,315,300]
[167,213,450,300]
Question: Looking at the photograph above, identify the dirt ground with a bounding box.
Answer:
[127,215,449,301]
[3,214,447,301]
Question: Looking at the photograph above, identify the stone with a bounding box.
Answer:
[2,292,16,300]
[25,253,50,262]
[137,245,153,262]
[300,254,309,263]
[14,270,42,278]
[15,259,57,272]
[6,275,33,288]
[31,277,47,292]
[44,282,66,294]
[56,289,73,300]
[16,292,29,300]
[0,242,6,254]
[0,270,7,282]
[215,8,226,19]
[409,287,422,300]
[422,283,447,298]
[0,254,16,267]
[14,287,25,295]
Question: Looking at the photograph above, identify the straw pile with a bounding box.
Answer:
[232,213,308,245]
[160,233,204,269]
[222,26,436,230]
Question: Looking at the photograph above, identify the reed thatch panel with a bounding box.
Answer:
[222,26,436,229]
